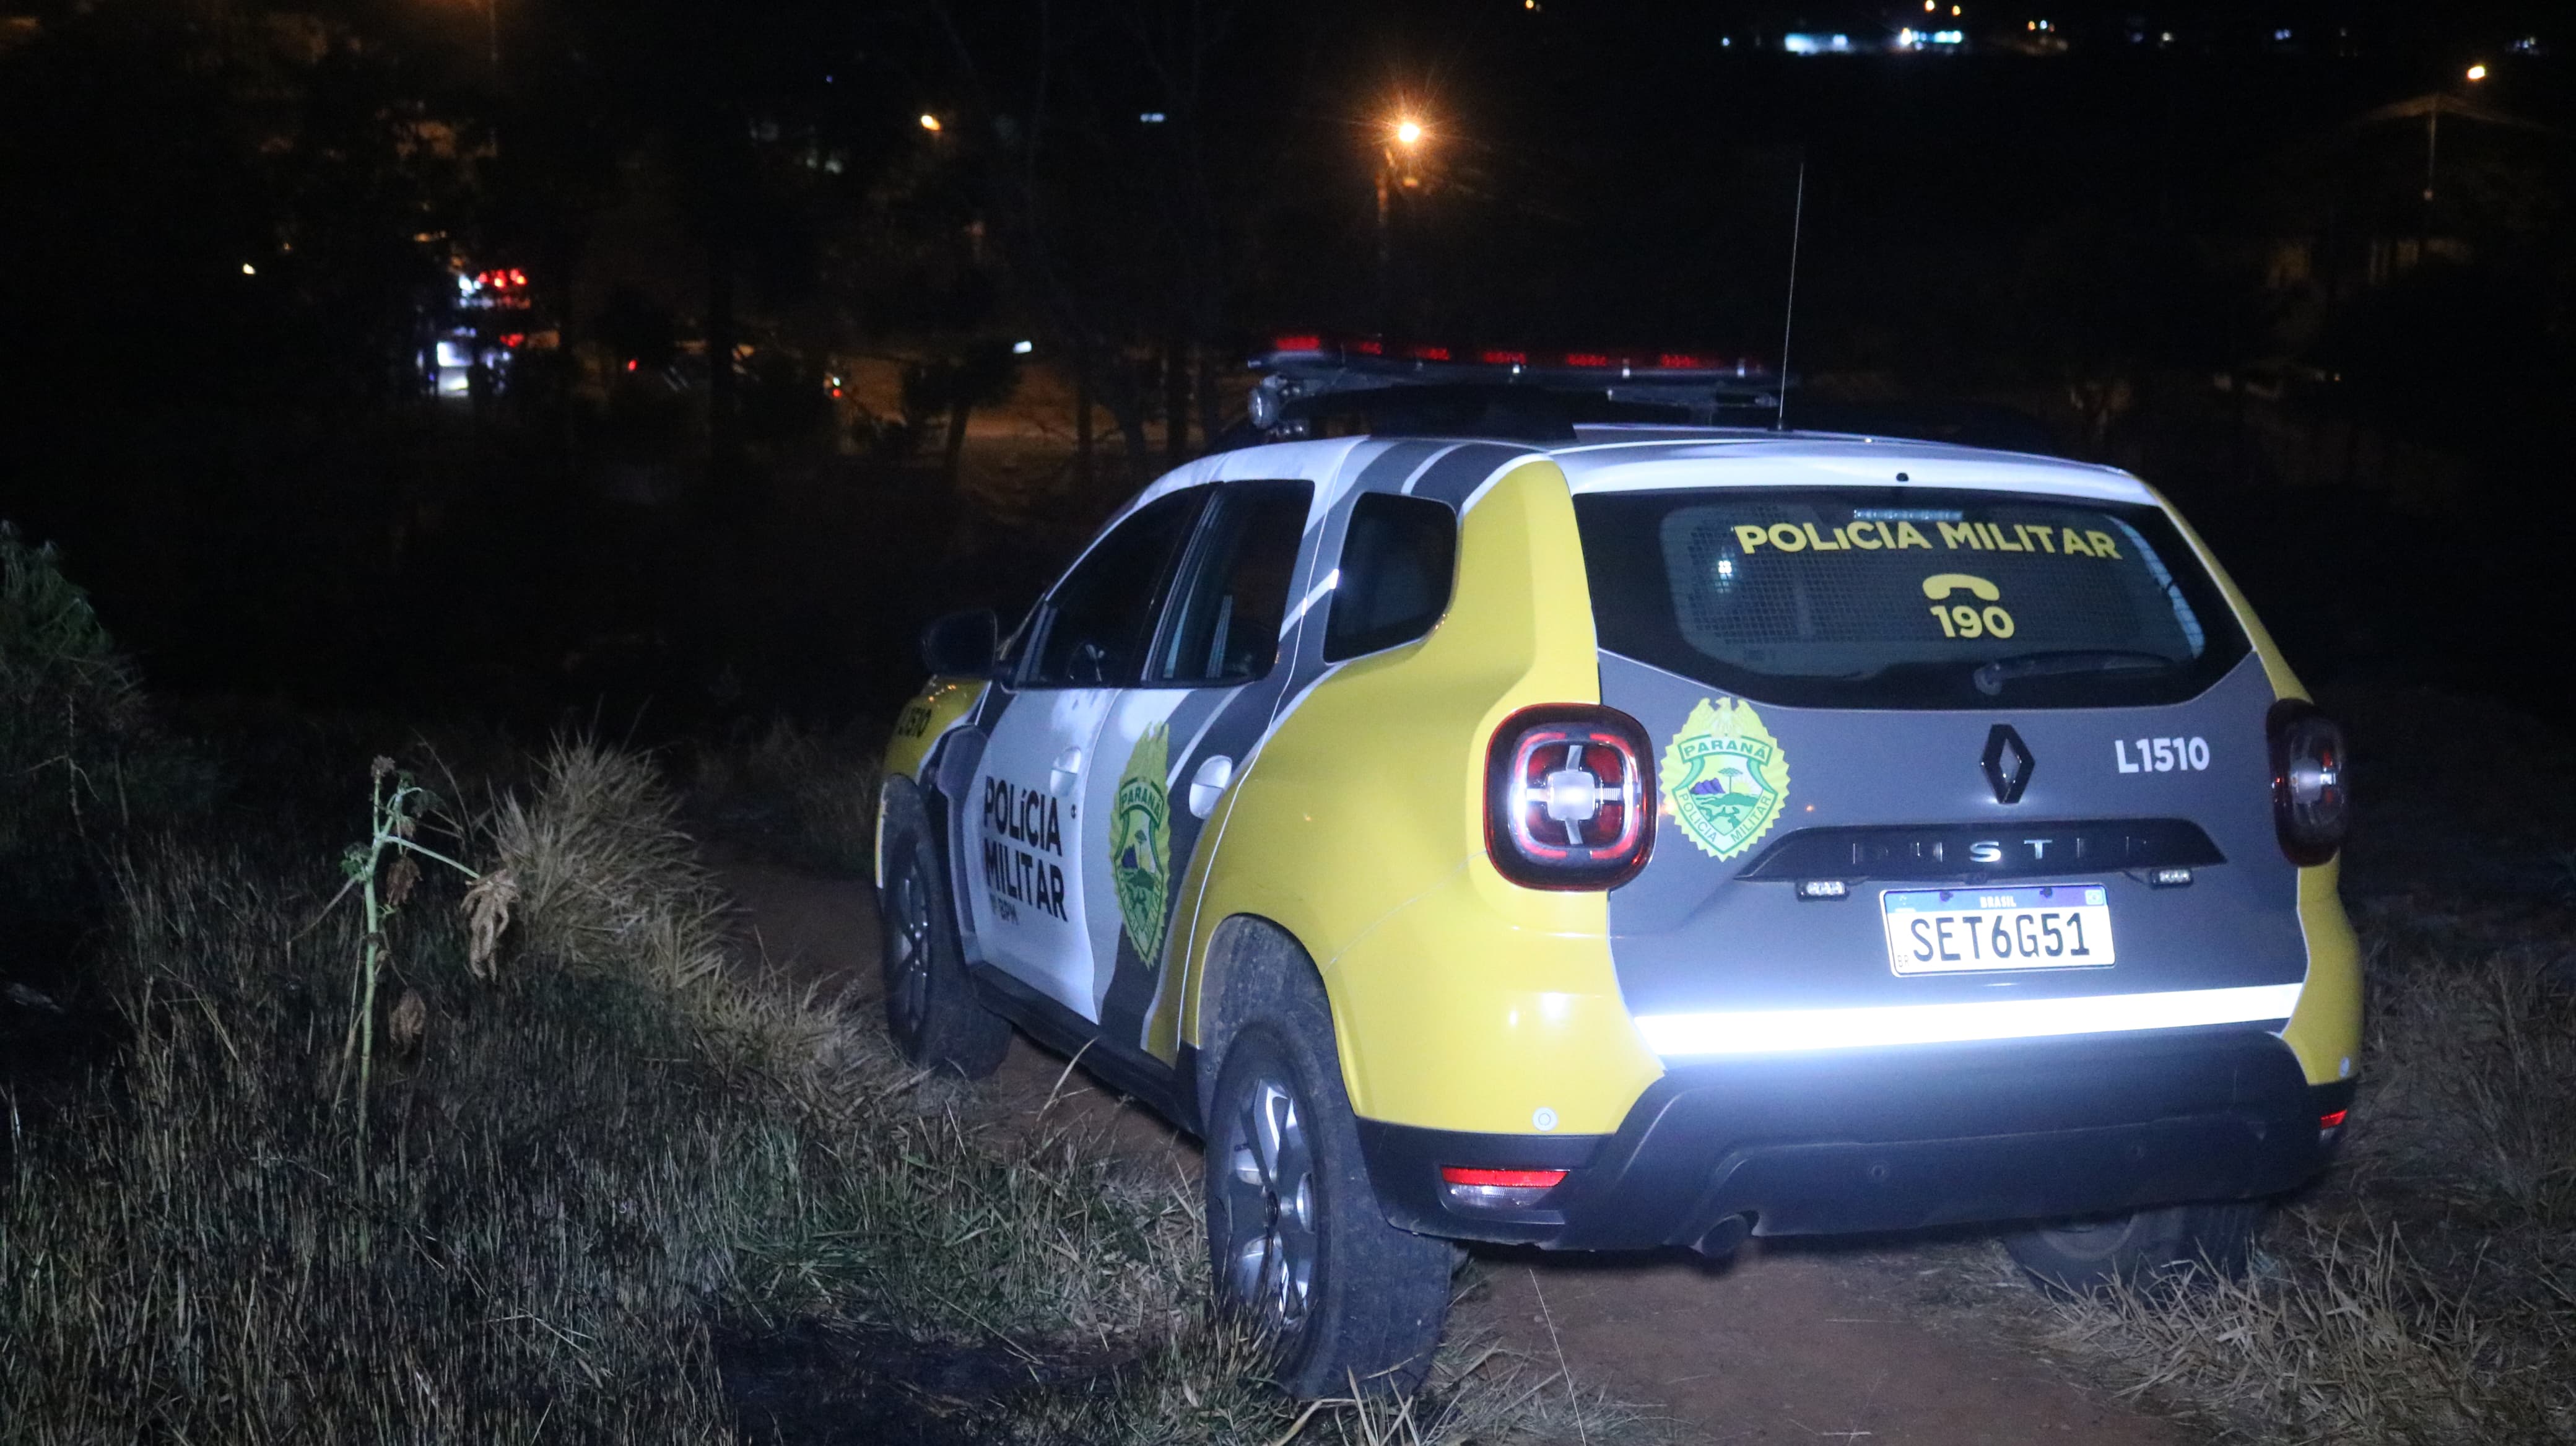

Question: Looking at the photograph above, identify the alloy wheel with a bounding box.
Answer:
[887,855,933,1037]
[1221,1074,1318,1333]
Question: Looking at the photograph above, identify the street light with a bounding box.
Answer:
[919,113,942,133]
[1395,118,1424,147]
[2465,63,2488,82]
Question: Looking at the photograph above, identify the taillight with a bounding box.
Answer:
[2268,700,2348,866]
[1440,1165,1567,1211]
[1485,705,1655,889]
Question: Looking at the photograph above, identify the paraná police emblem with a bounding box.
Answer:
[1660,697,1791,860]
[1112,723,1173,969]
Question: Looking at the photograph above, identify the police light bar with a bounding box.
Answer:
[1243,333,1787,438]
[1255,334,1775,382]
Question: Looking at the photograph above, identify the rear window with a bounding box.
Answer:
[1325,493,1456,662]
[1575,488,2250,709]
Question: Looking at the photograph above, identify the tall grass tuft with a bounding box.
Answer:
[490,738,732,993]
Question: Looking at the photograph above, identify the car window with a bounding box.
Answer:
[1028,490,1206,687]
[1154,482,1313,686]
[1575,487,2250,709]
[1323,492,1456,663]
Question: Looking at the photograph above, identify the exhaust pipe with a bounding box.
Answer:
[1691,1214,1751,1258]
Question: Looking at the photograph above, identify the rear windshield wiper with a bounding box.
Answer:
[1972,650,2175,697]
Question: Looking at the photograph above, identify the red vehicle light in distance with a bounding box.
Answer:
[1409,344,1453,361]
[1271,333,1325,352]
[1561,351,1612,367]
[1656,352,1710,369]
[1479,349,1528,365]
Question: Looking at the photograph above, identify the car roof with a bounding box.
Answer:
[1544,429,2154,506]
[1121,429,2155,533]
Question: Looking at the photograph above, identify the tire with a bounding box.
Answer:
[1204,972,1453,1400]
[2001,1200,2266,1296]
[877,804,1010,1079]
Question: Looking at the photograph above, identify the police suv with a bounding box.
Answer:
[877,341,2357,1396]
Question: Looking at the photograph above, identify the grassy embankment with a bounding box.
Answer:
[0,528,1640,1446]
[1999,689,2576,1442]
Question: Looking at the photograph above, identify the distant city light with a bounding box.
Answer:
[2273,27,2292,41]
[240,263,256,276]
[918,113,941,133]
[1139,111,1167,123]
[1011,339,1034,354]
[1923,0,1934,9]
[1783,32,1853,54]
[2465,63,2489,81]
[1394,118,1424,146]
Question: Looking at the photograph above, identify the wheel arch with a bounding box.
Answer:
[1191,912,1334,1128]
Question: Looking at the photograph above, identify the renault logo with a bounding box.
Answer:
[1982,725,2035,805]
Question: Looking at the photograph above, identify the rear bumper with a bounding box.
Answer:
[1356,1026,2352,1250]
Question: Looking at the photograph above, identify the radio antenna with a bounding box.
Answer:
[1774,157,1806,432]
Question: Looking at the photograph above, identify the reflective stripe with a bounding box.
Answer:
[1632,983,2303,1058]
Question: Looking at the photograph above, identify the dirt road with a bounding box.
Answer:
[723,860,2182,1445]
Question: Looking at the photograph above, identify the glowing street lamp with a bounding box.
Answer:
[1394,117,1424,147]
[2465,63,2488,82]
[919,113,943,133]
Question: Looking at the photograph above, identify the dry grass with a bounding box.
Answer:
[2017,694,2576,1444]
[0,734,1647,1445]
[490,738,733,993]
[689,718,882,876]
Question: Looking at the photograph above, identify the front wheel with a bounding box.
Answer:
[1206,1009,1452,1399]
[2001,1200,2266,1296]
[877,808,1009,1078]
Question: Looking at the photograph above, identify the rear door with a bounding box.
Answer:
[1087,480,1315,1045]
[968,488,1204,1019]
[1575,486,2307,1049]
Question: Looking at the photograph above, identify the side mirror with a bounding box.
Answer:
[920,609,999,677]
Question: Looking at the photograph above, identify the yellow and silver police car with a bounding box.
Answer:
[876,343,2357,1396]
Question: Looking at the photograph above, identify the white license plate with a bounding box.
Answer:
[1882,884,2114,974]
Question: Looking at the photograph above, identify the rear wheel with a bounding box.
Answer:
[1205,978,1453,1400]
[878,809,1009,1078]
[2001,1200,2266,1296]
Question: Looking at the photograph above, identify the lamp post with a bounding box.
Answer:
[1376,115,1425,332]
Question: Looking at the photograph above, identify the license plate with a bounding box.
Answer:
[1882,884,2114,975]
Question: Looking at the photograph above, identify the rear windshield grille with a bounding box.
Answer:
[1575,488,2250,709]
